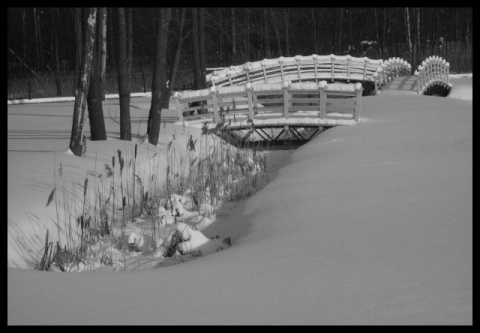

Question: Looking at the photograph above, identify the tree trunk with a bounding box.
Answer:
[33,8,40,71]
[269,8,282,57]
[311,8,317,54]
[231,8,236,62]
[117,8,131,141]
[416,8,421,54]
[405,7,412,62]
[168,7,186,94]
[374,8,382,58]
[37,12,44,69]
[127,8,133,88]
[284,8,289,57]
[99,7,107,100]
[382,8,386,57]
[263,8,270,58]
[245,8,250,61]
[147,8,172,146]
[74,8,83,79]
[349,8,354,54]
[52,8,62,96]
[191,8,201,90]
[338,8,343,54]
[199,7,206,88]
[87,7,107,141]
[69,8,97,156]
[22,9,27,67]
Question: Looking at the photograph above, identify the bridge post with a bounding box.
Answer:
[244,63,251,84]
[363,57,369,81]
[210,86,220,123]
[330,54,335,81]
[246,83,254,121]
[354,83,362,122]
[261,59,268,83]
[296,55,302,82]
[278,57,285,81]
[318,80,327,119]
[283,81,289,119]
[346,55,351,80]
[313,54,318,81]
[174,92,183,122]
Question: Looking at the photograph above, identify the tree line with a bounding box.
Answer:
[7,7,472,156]
[8,7,472,78]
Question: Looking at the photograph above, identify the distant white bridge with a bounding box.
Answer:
[174,54,452,148]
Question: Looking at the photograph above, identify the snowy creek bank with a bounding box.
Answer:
[8,77,471,324]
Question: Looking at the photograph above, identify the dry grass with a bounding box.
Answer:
[33,127,270,272]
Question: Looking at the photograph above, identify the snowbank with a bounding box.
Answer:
[8,78,471,324]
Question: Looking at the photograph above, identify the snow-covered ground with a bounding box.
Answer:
[8,76,471,324]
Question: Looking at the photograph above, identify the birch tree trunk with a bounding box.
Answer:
[147,8,172,146]
[117,8,131,141]
[69,8,97,156]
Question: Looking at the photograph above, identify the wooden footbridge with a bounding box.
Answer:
[173,54,452,149]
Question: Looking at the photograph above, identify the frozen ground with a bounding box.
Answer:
[8,76,471,325]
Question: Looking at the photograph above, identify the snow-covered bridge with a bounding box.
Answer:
[173,54,451,148]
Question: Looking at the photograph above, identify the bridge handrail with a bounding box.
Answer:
[414,56,451,94]
[206,54,384,94]
[174,81,363,125]
[378,57,412,85]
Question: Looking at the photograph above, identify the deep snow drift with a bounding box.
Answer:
[8,76,471,324]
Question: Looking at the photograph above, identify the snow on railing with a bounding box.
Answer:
[206,54,384,94]
[414,56,451,94]
[174,81,363,125]
[378,57,412,84]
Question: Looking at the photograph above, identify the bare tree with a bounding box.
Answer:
[311,8,317,54]
[199,7,207,88]
[147,8,172,146]
[168,7,186,94]
[263,8,270,58]
[269,8,282,57]
[117,8,132,141]
[69,8,97,156]
[405,7,413,63]
[127,8,133,87]
[231,8,236,61]
[74,8,83,78]
[191,8,201,90]
[284,8,289,56]
[87,7,107,141]
[99,7,107,100]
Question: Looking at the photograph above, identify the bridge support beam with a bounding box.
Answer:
[216,124,330,150]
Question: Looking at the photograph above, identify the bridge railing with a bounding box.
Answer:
[414,56,451,94]
[206,55,384,94]
[174,81,363,125]
[378,57,411,84]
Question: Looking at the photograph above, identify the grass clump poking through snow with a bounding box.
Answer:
[34,128,270,272]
